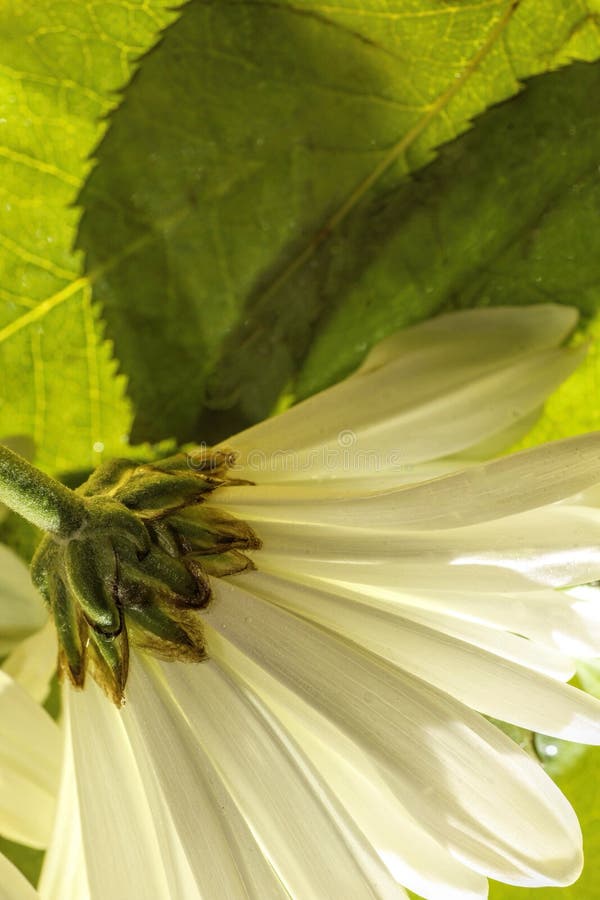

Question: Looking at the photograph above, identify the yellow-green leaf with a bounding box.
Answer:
[0,2,178,474]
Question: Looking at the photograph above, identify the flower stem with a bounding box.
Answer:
[0,444,87,536]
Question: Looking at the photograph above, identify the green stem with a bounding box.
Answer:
[0,444,87,536]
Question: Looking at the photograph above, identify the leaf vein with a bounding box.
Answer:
[0,62,108,107]
[312,0,505,21]
[0,232,76,281]
[0,146,82,189]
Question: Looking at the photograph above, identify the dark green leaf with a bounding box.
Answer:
[296,60,600,406]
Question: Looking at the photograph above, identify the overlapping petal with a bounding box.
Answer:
[0,546,47,657]
[232,570,600,741]
[0,671,60,849]
[59,656,406,900]
[214,433,600,530]
[226,306,583,481]
[0,542,59,891]
[3,622,57,704]
[204,580,586,887]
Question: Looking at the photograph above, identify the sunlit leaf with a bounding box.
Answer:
[0,2,178,474]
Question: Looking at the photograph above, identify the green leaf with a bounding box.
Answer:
[0,2,178,474]
[76,0,600,444]
[296,58,600,404]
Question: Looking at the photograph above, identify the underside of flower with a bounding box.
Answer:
[4,306,600,898]
[30,447,261,704]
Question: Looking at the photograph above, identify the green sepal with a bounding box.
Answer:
[31,445,259,704]
[153,447,235,476]
[169,509,261,554]
[126,603,205,662]
[77,458,137,497]
[145,519,181,558]
[88,628,129,706]
[64,536,121,636]
[85,495,151,554]
[135,546,200,601]
[188,549,256,578]
[30,534,59,605]
[51,574,87,688]
[114,471,218,514]
[119,558,210,610]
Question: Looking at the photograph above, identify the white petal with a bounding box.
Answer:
[0,547,46,655]
[285,722,482,900]
[227,306,579,480]
[235,571,600,742]
[577,480,600,507]
[128,664,287,900]
[67,679,175,899]
[257,550,598,661]
[215,433,600,532]
[355,304,577,376]
[3,622,56,703]
[160,658,405,899]
[273,406,540,493]
[124,656,287,900]
[445,406,542,461]
[246,462,469,492]
[262,562,577,680]
[375,585,600,661]
[0,852,38,900]
[208,626,487,900]
[205,579,584,887]
[38,711,89,900]
[0,671,60,848]
[246,503,600,593]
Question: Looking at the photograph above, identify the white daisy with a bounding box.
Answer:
[20,305,600,898]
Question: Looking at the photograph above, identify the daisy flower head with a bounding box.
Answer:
[14,305,600,899]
